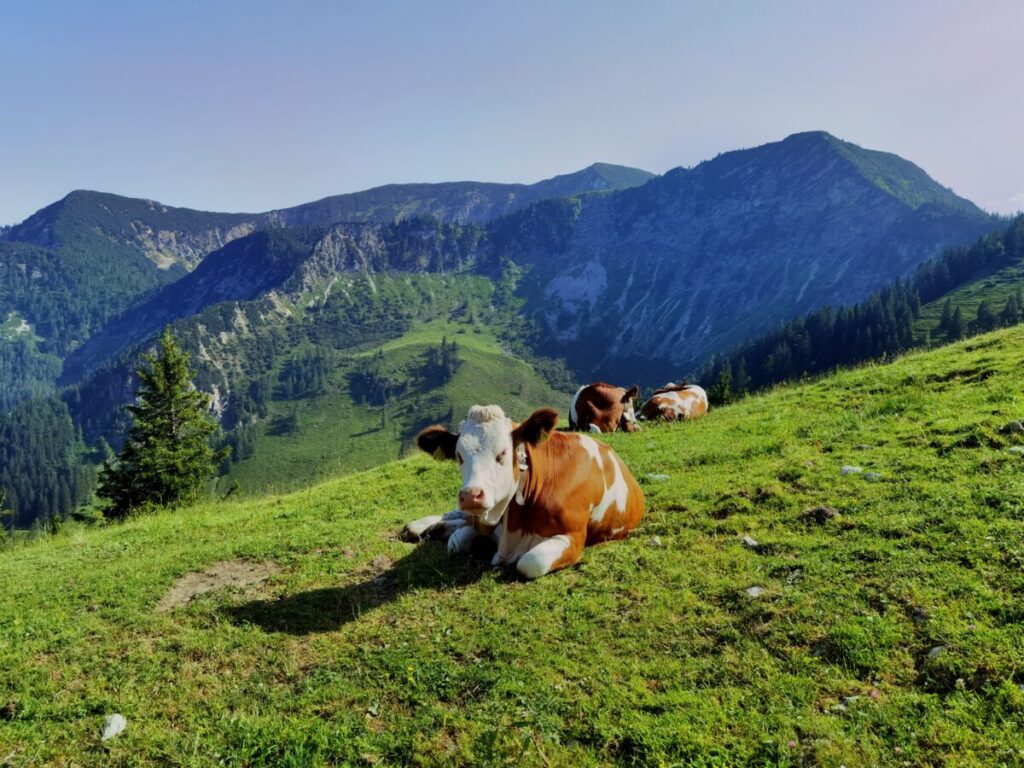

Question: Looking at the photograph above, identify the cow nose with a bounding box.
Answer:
[459,486,486,508]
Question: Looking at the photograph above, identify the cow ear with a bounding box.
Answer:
[622,385,640,402]
[416,425,458,461]
[513,408,559,446]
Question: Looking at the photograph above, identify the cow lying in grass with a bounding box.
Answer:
[405,405,645,579]
[569,382,641,433]
[640,383,709,422]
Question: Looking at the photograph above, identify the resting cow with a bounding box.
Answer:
[640,383,709,422]
[569,382,641,433]
[409,405,645,579]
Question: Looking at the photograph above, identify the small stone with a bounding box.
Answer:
[928,645,946,659]
[1000,421,1024,435]
[645,473,670,481]
[841,465,863,475]
[101,713,127,741]
[802,506,841,524]
[649,536,664,548]
[1010,446,1024,455]
[911,607,928,624]
[864,472,882,482]
[745,586,766,598]
[740,535,760,549]
[842,695,862,707]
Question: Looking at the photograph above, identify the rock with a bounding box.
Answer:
[840,465,863,475]
[649,536,664,548]
[842,695,862,707]
[802,506,841,524]
[1010,446,1024,455]
[101,713,127,741]
[1000,421,1024,435]
[645,473,670,481]
[864,472,882,482]
[911,607,928,624]
[745,586,766,598]
[927,645,946,659]
[740,535,760,549]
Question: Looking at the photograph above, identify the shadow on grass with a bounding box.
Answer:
[222,538,501,635]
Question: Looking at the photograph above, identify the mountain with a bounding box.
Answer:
[0,133,1002,528]
[5,324,1024,763]
[499,131,993,380]
[0,163,652,409]
[266,162,656,227]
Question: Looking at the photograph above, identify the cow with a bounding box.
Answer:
[569,383,641,433]
[639,383,709,422]
[408,405,645,579]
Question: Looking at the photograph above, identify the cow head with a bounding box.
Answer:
[619,385,641,433]
[417,405,559,526]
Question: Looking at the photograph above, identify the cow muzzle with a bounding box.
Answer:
[458,486,487,511]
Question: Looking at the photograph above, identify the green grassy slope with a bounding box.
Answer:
[914,256,1024,343]
[3,328,1024,766]
[224,317,566,494]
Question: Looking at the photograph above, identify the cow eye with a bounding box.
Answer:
[456,452,464,465]
[496,450,506,464]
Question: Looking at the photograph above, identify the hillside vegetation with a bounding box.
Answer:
[3,327,1024,766]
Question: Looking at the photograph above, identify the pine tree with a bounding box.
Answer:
[938,299,953,334]
[98,328,228,519]
[709,364,733,406]
[976,301,996,332]
[947,306,965,340]
[733,356,751,398]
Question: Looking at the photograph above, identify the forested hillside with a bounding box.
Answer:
[700,215,1024,400]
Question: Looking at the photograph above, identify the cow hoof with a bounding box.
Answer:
[587,424,602,434]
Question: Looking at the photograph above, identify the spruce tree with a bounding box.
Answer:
[947,307,965,340]
[98,328,228,519]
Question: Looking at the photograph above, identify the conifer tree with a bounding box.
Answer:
[98,328,228,519]
[947,306,965,340]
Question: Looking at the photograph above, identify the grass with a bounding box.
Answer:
[3,327,1024,765]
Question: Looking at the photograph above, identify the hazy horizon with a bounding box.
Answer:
[2,0,1022,224]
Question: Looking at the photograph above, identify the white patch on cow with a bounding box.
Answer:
[454,405,517,526]
[591,451,629,524]
[576,434,605,471]
[569,386,586,428]
[447,524,477,553]
[493,527,547,567]
[588,423,602,434]
[517,535,571,579]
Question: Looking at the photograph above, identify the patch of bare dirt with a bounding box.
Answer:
[157,560,280,612]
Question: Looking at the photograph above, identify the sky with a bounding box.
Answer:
[1,0,1022,225]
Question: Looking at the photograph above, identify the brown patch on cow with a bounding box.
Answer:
[157,560,280,612]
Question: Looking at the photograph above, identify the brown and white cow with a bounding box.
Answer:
[569,383,641,433]
[639,383,709,422]
[409,405,645,579]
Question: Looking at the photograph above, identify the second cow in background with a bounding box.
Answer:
[569,382,641,433]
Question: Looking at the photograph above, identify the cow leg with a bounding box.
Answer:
[517,531,585,580]
[447,523,478,553]
[587,423,602,434]
[401,509,469,543]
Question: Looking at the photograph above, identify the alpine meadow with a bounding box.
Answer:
[2,3,1023,766]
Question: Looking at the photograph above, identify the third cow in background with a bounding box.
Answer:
[640,383,709,422]
[569,383,641,433]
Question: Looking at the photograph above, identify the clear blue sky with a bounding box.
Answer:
[2,0,1021,224]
